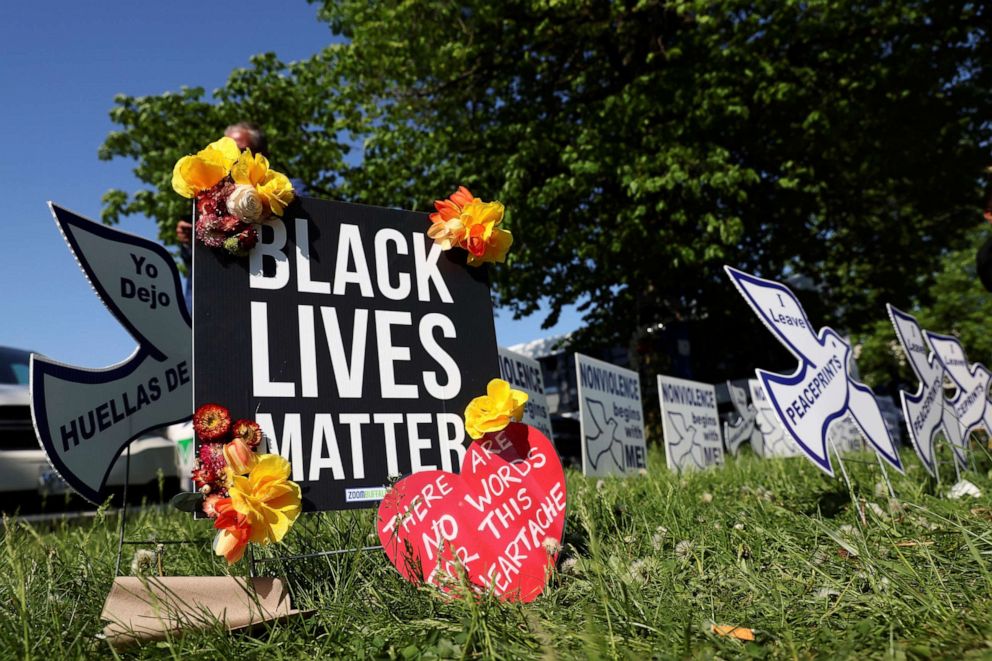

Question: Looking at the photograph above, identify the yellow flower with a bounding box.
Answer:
[229,454,302,545]
[256,170,295,216]
[231,150,270,187]
[171,137,241,198]
[464,378,528,440]
[467,227,513,266]
[230,149,295,216]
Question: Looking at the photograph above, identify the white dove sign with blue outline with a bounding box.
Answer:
[724,267,902,477]
[924,330,992,446]
[722,381,760,455]
[30,204,192,503]
[747,379,801,457]
[887,306,966,475]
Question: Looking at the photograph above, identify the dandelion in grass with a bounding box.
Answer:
[595,479,605,493]
[701,492,713,504]
[814,587,841,600]
[130,549,156,576]
[542,537,561,556]
[675,540,694,560]
[651,526,668,551]
[560,557,580,575]
[629,558,652,584]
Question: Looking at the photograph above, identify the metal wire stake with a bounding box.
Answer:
[114,444,131,577]
[874,451,896,499]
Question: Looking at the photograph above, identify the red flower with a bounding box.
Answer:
[231,419,263,450]
[191,462,215,490]
[194,403,231,441]
[195,215,226,248]
[198,441,227,476]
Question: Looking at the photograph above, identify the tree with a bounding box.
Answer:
[100,0,992,380]
[855,225,992,392]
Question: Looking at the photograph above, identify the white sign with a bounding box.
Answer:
[658,375,724,471]
[723,381,760,455]
[30,204,192,503]
[925,330,992,446]
[747,379,800,457]
[575,354,647,476]
[725,266,902,477]
[887,306,966,475]
[497,347,554,442]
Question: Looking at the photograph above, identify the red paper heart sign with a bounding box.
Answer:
[377,422,566,602]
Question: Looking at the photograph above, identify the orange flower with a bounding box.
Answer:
[429,186,477,225]
[427,187,512,264]
[223,438,257,476]
[212,498,252,564]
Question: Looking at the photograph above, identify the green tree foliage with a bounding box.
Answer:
[855,225,992,391]
[100,0,992,379]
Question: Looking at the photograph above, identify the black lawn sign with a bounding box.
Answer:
[194,197,499,511]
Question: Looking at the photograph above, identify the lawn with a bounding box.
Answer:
[3,444,992,659]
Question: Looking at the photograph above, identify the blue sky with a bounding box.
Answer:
[1,1,580,369]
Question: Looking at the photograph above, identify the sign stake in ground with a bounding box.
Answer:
[887,305,967,479]
[724,266,902,480]
[30,203,192,503]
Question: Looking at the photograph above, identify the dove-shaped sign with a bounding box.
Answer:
[723,381,760,455]
[30,204,192,503]
[924,330,992,447]
[725,267,902,476]
[747,379,799,457]
[887,306,966,475]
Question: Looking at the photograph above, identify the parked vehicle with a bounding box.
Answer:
[0,346,181,505]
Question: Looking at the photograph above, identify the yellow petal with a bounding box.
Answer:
[171,157,195,198]
[205,136,241,169]
[487,378,511,400]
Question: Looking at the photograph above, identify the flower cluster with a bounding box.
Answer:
[463,378,528,439]
[190,403,264,517]
[190,403,302,564]
[428,187,513,266]
[172,137,295,256]
[213,454,302,564]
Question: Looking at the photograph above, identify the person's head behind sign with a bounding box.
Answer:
[224,122,268,157]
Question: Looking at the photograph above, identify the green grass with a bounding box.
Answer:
[4,444,992,659]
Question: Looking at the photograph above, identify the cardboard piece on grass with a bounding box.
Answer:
[30,204,192,503]
[497,347,554,442]
[924,330,992,444]
[194,197,499,512]
[377,422,565,603]
[887,306,966,476]
[747,379,801,457]
[658,375,724,471]
[100,576,306,649]
[722,381,760,455]
[575,353,647,476]
[724,267,902,477]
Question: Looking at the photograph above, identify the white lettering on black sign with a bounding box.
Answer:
[194,197,499,511]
